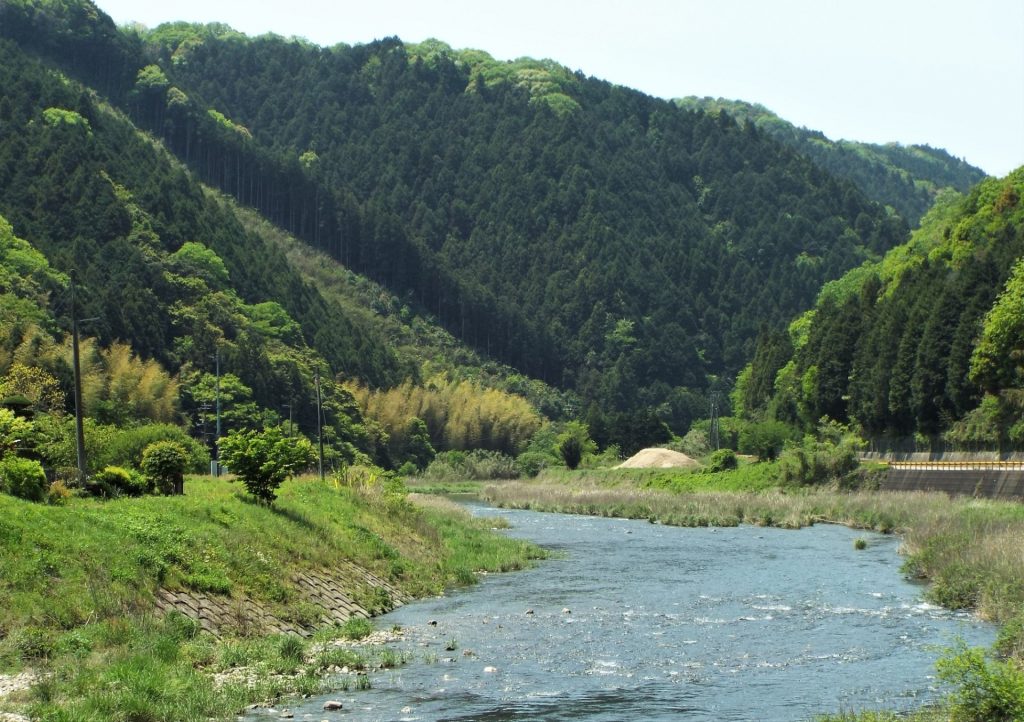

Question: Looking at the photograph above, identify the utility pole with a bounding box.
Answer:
[210,347,222,477]
[315,368,324,480]
[709,391,721,451]
[70,274,87,485]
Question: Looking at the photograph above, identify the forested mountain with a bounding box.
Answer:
[0,27,569,469]
[1,0,934,452]
[735,170,1024,449]
[676,97,987,227]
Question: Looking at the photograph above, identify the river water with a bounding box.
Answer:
[262,503,994,721]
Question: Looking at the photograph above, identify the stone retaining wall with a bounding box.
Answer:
[882,468,1024,500]
[863,451,1024,462]
[153,563,410,638]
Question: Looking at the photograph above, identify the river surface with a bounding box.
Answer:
[259,503,994,721]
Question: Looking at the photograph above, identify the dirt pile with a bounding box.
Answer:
[615,448,700,469]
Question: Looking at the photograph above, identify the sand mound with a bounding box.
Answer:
[615,448,700,469]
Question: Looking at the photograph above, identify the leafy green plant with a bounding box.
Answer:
[102,424,209,473]
[89,465,150,498]
[219,427,315,503]
[0,407,35,456]
[0,455,47,502]
[936,643,1024,722]
[703,449,738,473]
[422,449,518,481]
[140,440,189,495]
[556,422,597,471]
[739,420,796,461]
[558,435,583,470]
[338,617,373,641]
[778,422,862,486]
[278,635,306,665]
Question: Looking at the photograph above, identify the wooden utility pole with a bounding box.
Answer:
[315,368,324,480]
[214,347,221,476]
[70,275,87,485]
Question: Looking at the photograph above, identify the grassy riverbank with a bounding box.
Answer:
[0,475,545,720]
[481,468,1024,718]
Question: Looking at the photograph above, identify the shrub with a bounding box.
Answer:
[778,421,862,486]
[0,455,47,502]
[338,617,373,641]
[703,448,738,473]
[88,465,150,498]
[936,644,1024,722]
[515,451,550,478]
[140,441,189,495]
[672,428,710,458]
[46,479,72,505]
[218,427,315,503]
[101,424,208,473]
[739,420,796,461]
[0,407,34,457]
[422,449,518,481]
[556,421,596,470]
[558,436,583,470]
[278,635,306,664]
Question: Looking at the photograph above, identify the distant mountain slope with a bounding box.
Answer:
[676,97,987,226]
[737,169,1024,447]
[2,1,914,441]
[120,30,908,410]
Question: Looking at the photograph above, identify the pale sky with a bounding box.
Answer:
[96,0,1024,177]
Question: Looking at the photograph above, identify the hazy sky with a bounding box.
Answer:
[96,0,1024,177]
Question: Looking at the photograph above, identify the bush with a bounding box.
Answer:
[515,451,550,478]
[0,455,48,502]
[140,441,189,495]
[101,424,209,473]
[937,644,1024,722]
[669,429,710,459]
[422,449,518,482]
[703,448,738,473]
[556,421,596,470]
[739,420,795,461]
[558,436,582,470]
[219,427,315,503]
[778,424,861,486]
[46,479,72,505]
[88,465,150,498]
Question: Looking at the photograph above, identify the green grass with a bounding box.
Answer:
[404,479,488,495]
[527,459,785,494]
[0,475,545,719]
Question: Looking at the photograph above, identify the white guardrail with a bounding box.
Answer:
[879,460,1024,471]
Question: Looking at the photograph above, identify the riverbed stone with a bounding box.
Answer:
[322,700,343,710]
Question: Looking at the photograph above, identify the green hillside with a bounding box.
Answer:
[677,97,987,226]
[0,2,915,447]
[736,169,1024,448]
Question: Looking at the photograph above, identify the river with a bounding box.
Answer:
[258,502,995,721]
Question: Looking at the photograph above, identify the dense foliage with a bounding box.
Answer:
[737,170,1024,449]
[0,3,918,450]
[678,97,987,226]
[218,426,315,502]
